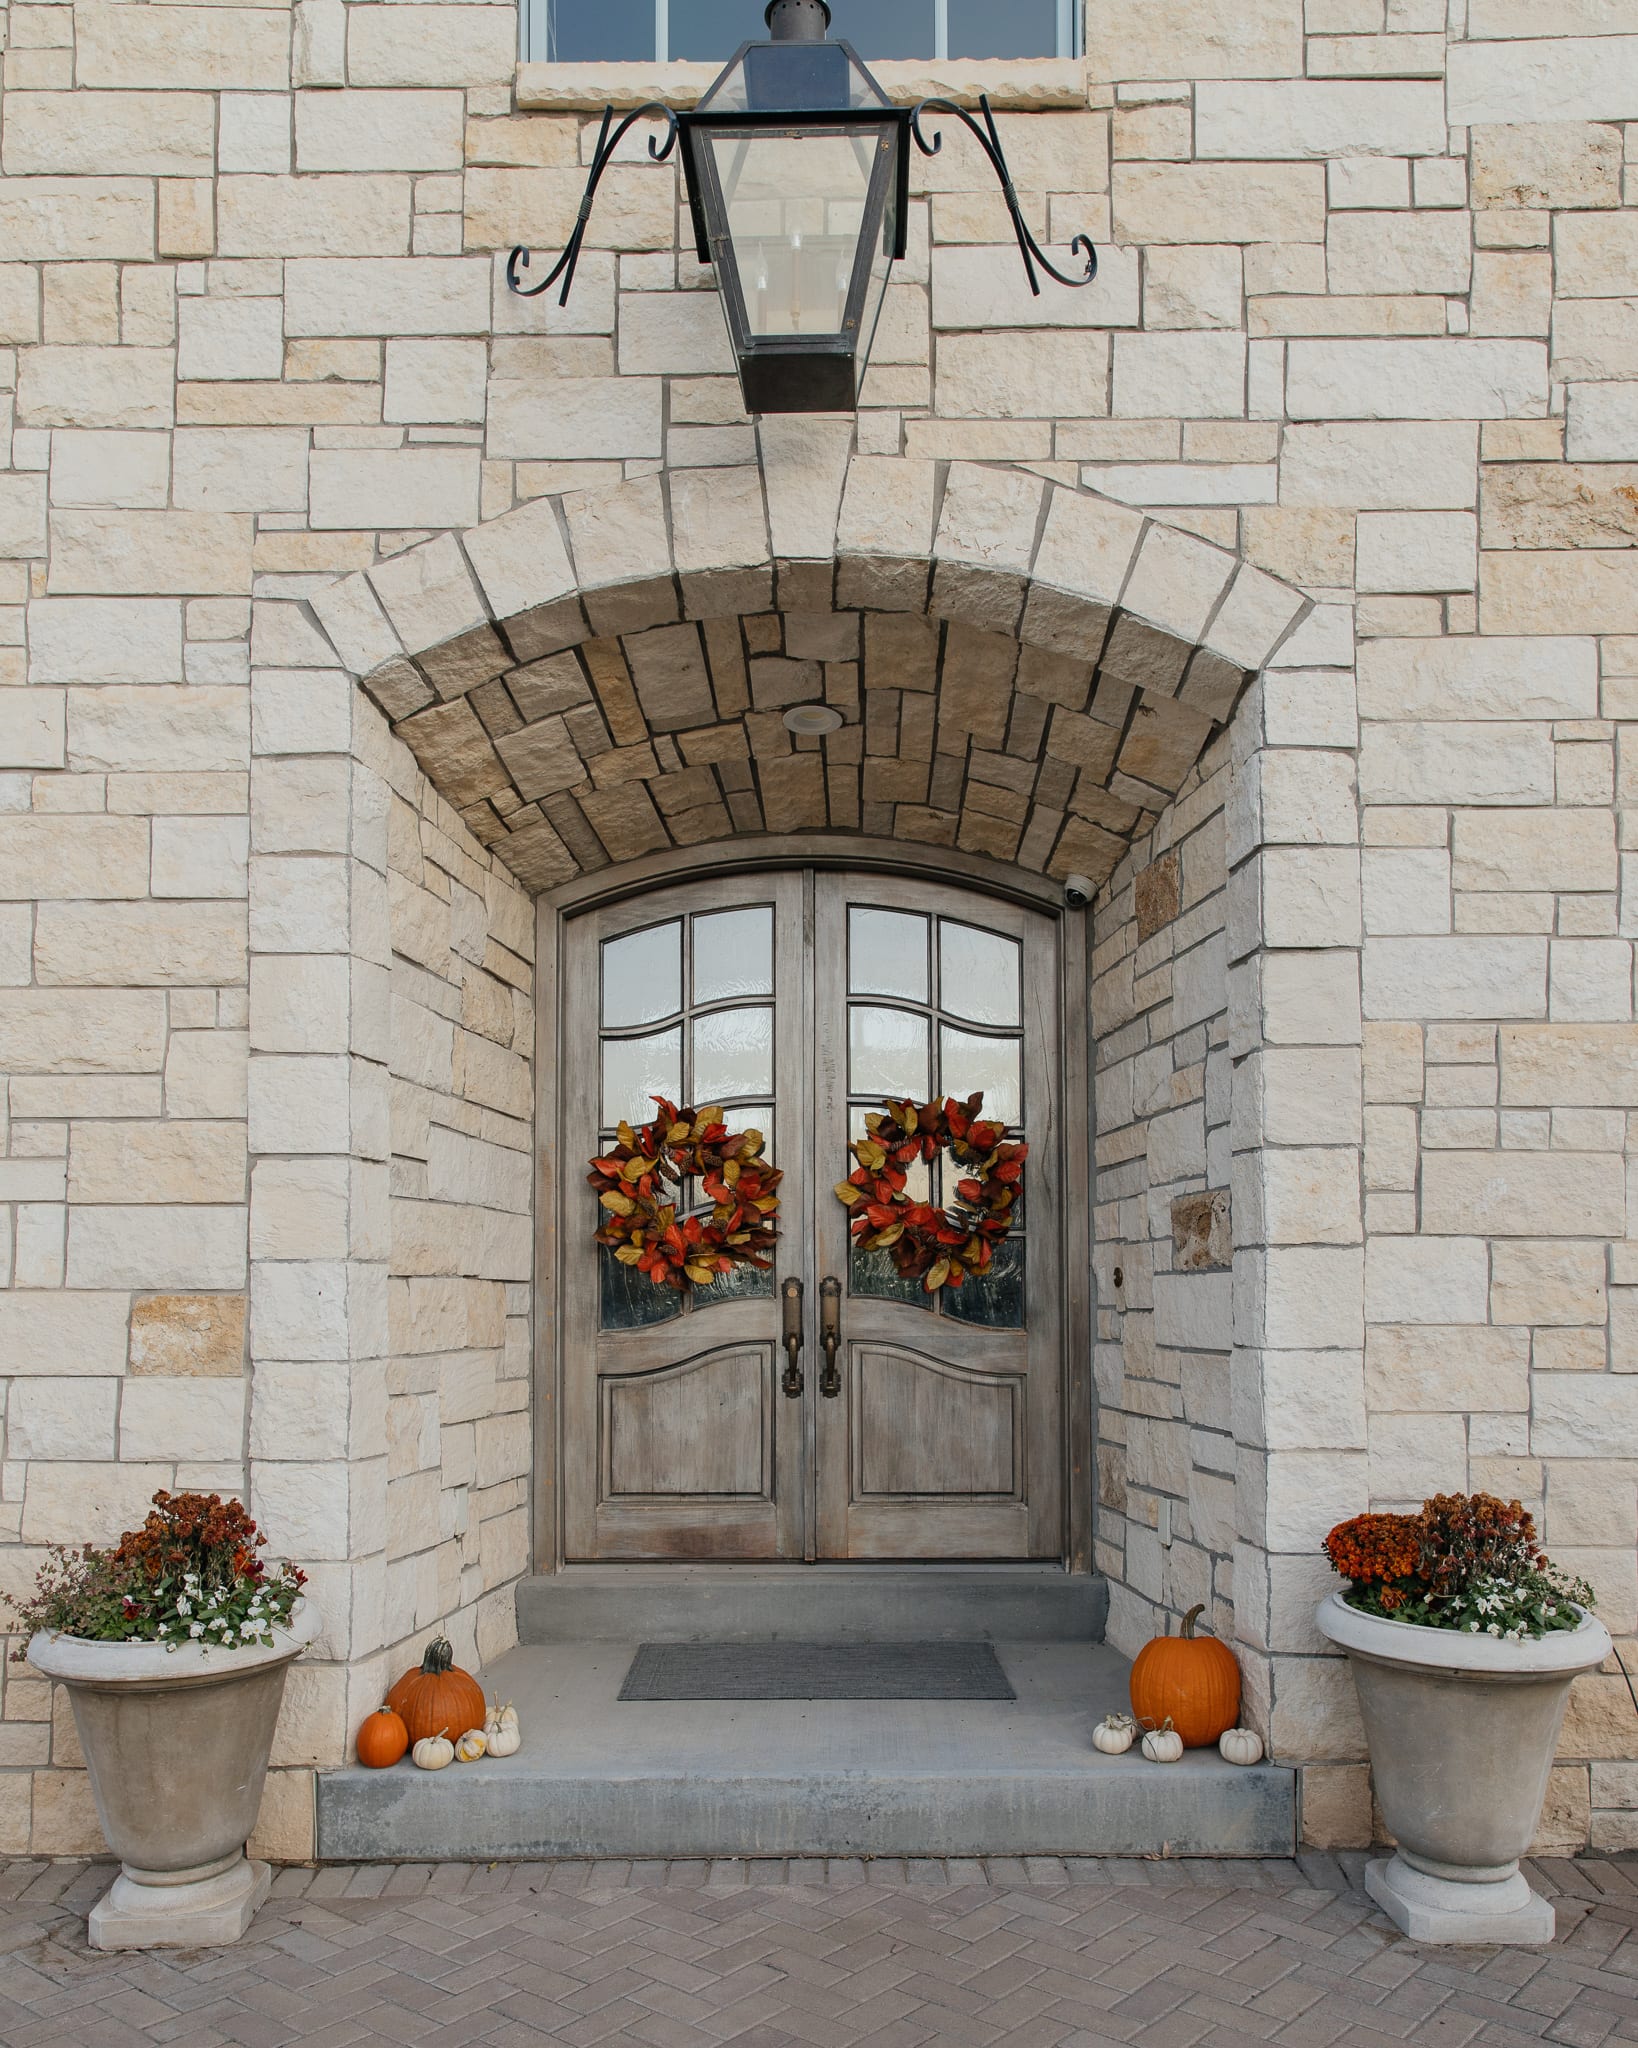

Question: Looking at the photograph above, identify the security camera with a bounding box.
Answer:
[1063,874,1094,910]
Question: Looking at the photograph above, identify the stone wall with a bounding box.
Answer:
[0,0,1635,1855]
[1092,740,1237,1652]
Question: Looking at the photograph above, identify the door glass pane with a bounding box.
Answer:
[693,1006,774,1102]
[601,1246,684,1330]
[603,921,681,1028]
[944,1237,1027,1329]
[602,1027,682,1125]
[849,908,929,1003]
[694,907,774,1005]
[939,921,1021,1027]
[709,130,874,338]
[949,0,1060,57]
[850,1005,929,1101]
[940,1026,1021,1127]
[851,1246,932,1309]
[548,0,654,60]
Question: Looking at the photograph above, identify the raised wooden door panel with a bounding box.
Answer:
[561,872,808,1562]
[812,875,1063,1561]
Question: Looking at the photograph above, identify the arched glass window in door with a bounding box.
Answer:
[846,904,1026,1329]
[597,905,779,1331]
[520,0,1079,65]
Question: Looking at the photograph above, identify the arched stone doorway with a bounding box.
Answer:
[293,451,1313,1619]
[306,447,1311,901]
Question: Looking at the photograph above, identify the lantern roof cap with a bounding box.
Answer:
[694,9,892,116]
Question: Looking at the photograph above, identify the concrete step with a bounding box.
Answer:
[317,1640,1295,1861]
[515,1566,1110,1644]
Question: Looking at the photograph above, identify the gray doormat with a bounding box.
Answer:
[618,1641,1016,1702]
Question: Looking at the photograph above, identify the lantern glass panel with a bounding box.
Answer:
[707,128,878,338]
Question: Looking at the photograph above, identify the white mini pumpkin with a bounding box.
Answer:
[486,1698,519,1736]
[412,1730,454,1771]
[1091,1712,1137,1755]
[1218,1726,1264,1766]
[455,1727,488,1763]
[1140,1720,1184,1764]
[486,1719,522,1758]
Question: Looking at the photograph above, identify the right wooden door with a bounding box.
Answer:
[811,874,1063,1560]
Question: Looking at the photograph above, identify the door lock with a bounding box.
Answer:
[781,1276,804,1398]
[819,1275,842,1398]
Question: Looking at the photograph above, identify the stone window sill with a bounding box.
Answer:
[515,57,1089,111]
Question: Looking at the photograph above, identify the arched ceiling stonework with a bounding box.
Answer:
[305,444,1312,897]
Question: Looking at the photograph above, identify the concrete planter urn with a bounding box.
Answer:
[29,1598,320,1950]
[1317,1589,1610,1946]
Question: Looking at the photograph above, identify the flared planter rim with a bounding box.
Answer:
[1316,1587,1610,1678]
[28,1597,321,1689]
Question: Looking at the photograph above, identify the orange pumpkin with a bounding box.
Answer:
[356,1704,410,1769]
[386,1637,486,1748]
[1129,1603,1241,1748]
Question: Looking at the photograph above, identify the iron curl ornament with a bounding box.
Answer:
[589,1097,781,1293]
[908,95,1098,297]
[507,103,680,309]
[835,1093,1027,1296]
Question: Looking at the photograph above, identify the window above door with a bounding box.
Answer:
[520,0,1080,65]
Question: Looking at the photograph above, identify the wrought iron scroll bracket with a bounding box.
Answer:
[908,94,1097,297]
[507,103,681,307]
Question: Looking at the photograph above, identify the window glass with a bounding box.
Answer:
[546,0,651,59]
[670,0,760,60]
[948,0,1058,58]
[526,0,1065,64]
[692,1006,775,1102]
[940,1025,1021,1127]
[850,1005,930,1100]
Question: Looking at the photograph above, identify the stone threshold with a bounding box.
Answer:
[516,56,1091,110]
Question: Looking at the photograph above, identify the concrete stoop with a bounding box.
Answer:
[317,1571,1295,1861]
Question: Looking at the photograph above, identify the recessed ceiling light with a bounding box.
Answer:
[782,704,844,736]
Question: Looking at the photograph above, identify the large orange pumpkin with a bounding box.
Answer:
[1129,1604,1241,1748]
[356,1704,409,1769]
[385,1637,486,1747]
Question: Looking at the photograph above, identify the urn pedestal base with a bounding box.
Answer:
[1365,1853,1554,1948]
[89,1855,272,1952]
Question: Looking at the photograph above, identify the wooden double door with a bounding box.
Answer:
[560,869,1064,1562]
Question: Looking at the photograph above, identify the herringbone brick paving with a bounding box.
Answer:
[1,1855,1634,2048]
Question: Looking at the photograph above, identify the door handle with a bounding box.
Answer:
[781,1276,804,1398]
[819,1275,842,1398]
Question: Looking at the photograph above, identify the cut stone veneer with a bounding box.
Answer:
[306,454,1311,896]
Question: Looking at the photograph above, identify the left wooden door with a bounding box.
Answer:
[560,873,809,1561]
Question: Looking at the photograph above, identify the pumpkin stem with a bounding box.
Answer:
[1181,1603,1205,1639]
[421,1636,455,1674]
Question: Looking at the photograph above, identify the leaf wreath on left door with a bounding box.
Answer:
[835,1093,1027,1295]
[588,1096,782,1292]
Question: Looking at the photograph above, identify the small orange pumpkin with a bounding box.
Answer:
[385,1637,486,1748]
[356,1704,409,1769]
[1129,1603,1241,1748]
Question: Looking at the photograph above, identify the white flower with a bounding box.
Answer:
[1487,1623,1501,1636]
[189,1622,204,1638]
[176,1597,192,1617]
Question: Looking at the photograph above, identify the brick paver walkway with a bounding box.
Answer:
[2,1854,1636,2048]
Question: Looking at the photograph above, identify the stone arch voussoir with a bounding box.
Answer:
[305,443,1312,898]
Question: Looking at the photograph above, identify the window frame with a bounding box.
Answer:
[519,0,1082,66]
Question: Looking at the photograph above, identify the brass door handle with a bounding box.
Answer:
[781,1276,804,1398]
[819,1275,842,1398]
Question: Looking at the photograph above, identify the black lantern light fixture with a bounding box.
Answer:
[507,0,1098,416]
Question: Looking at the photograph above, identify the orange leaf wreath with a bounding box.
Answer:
[834,1093,1027,1295]
[588,1096,782,1293]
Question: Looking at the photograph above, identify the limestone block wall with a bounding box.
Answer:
[0,0,1633,1856]
[1092,742,1237,1650]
